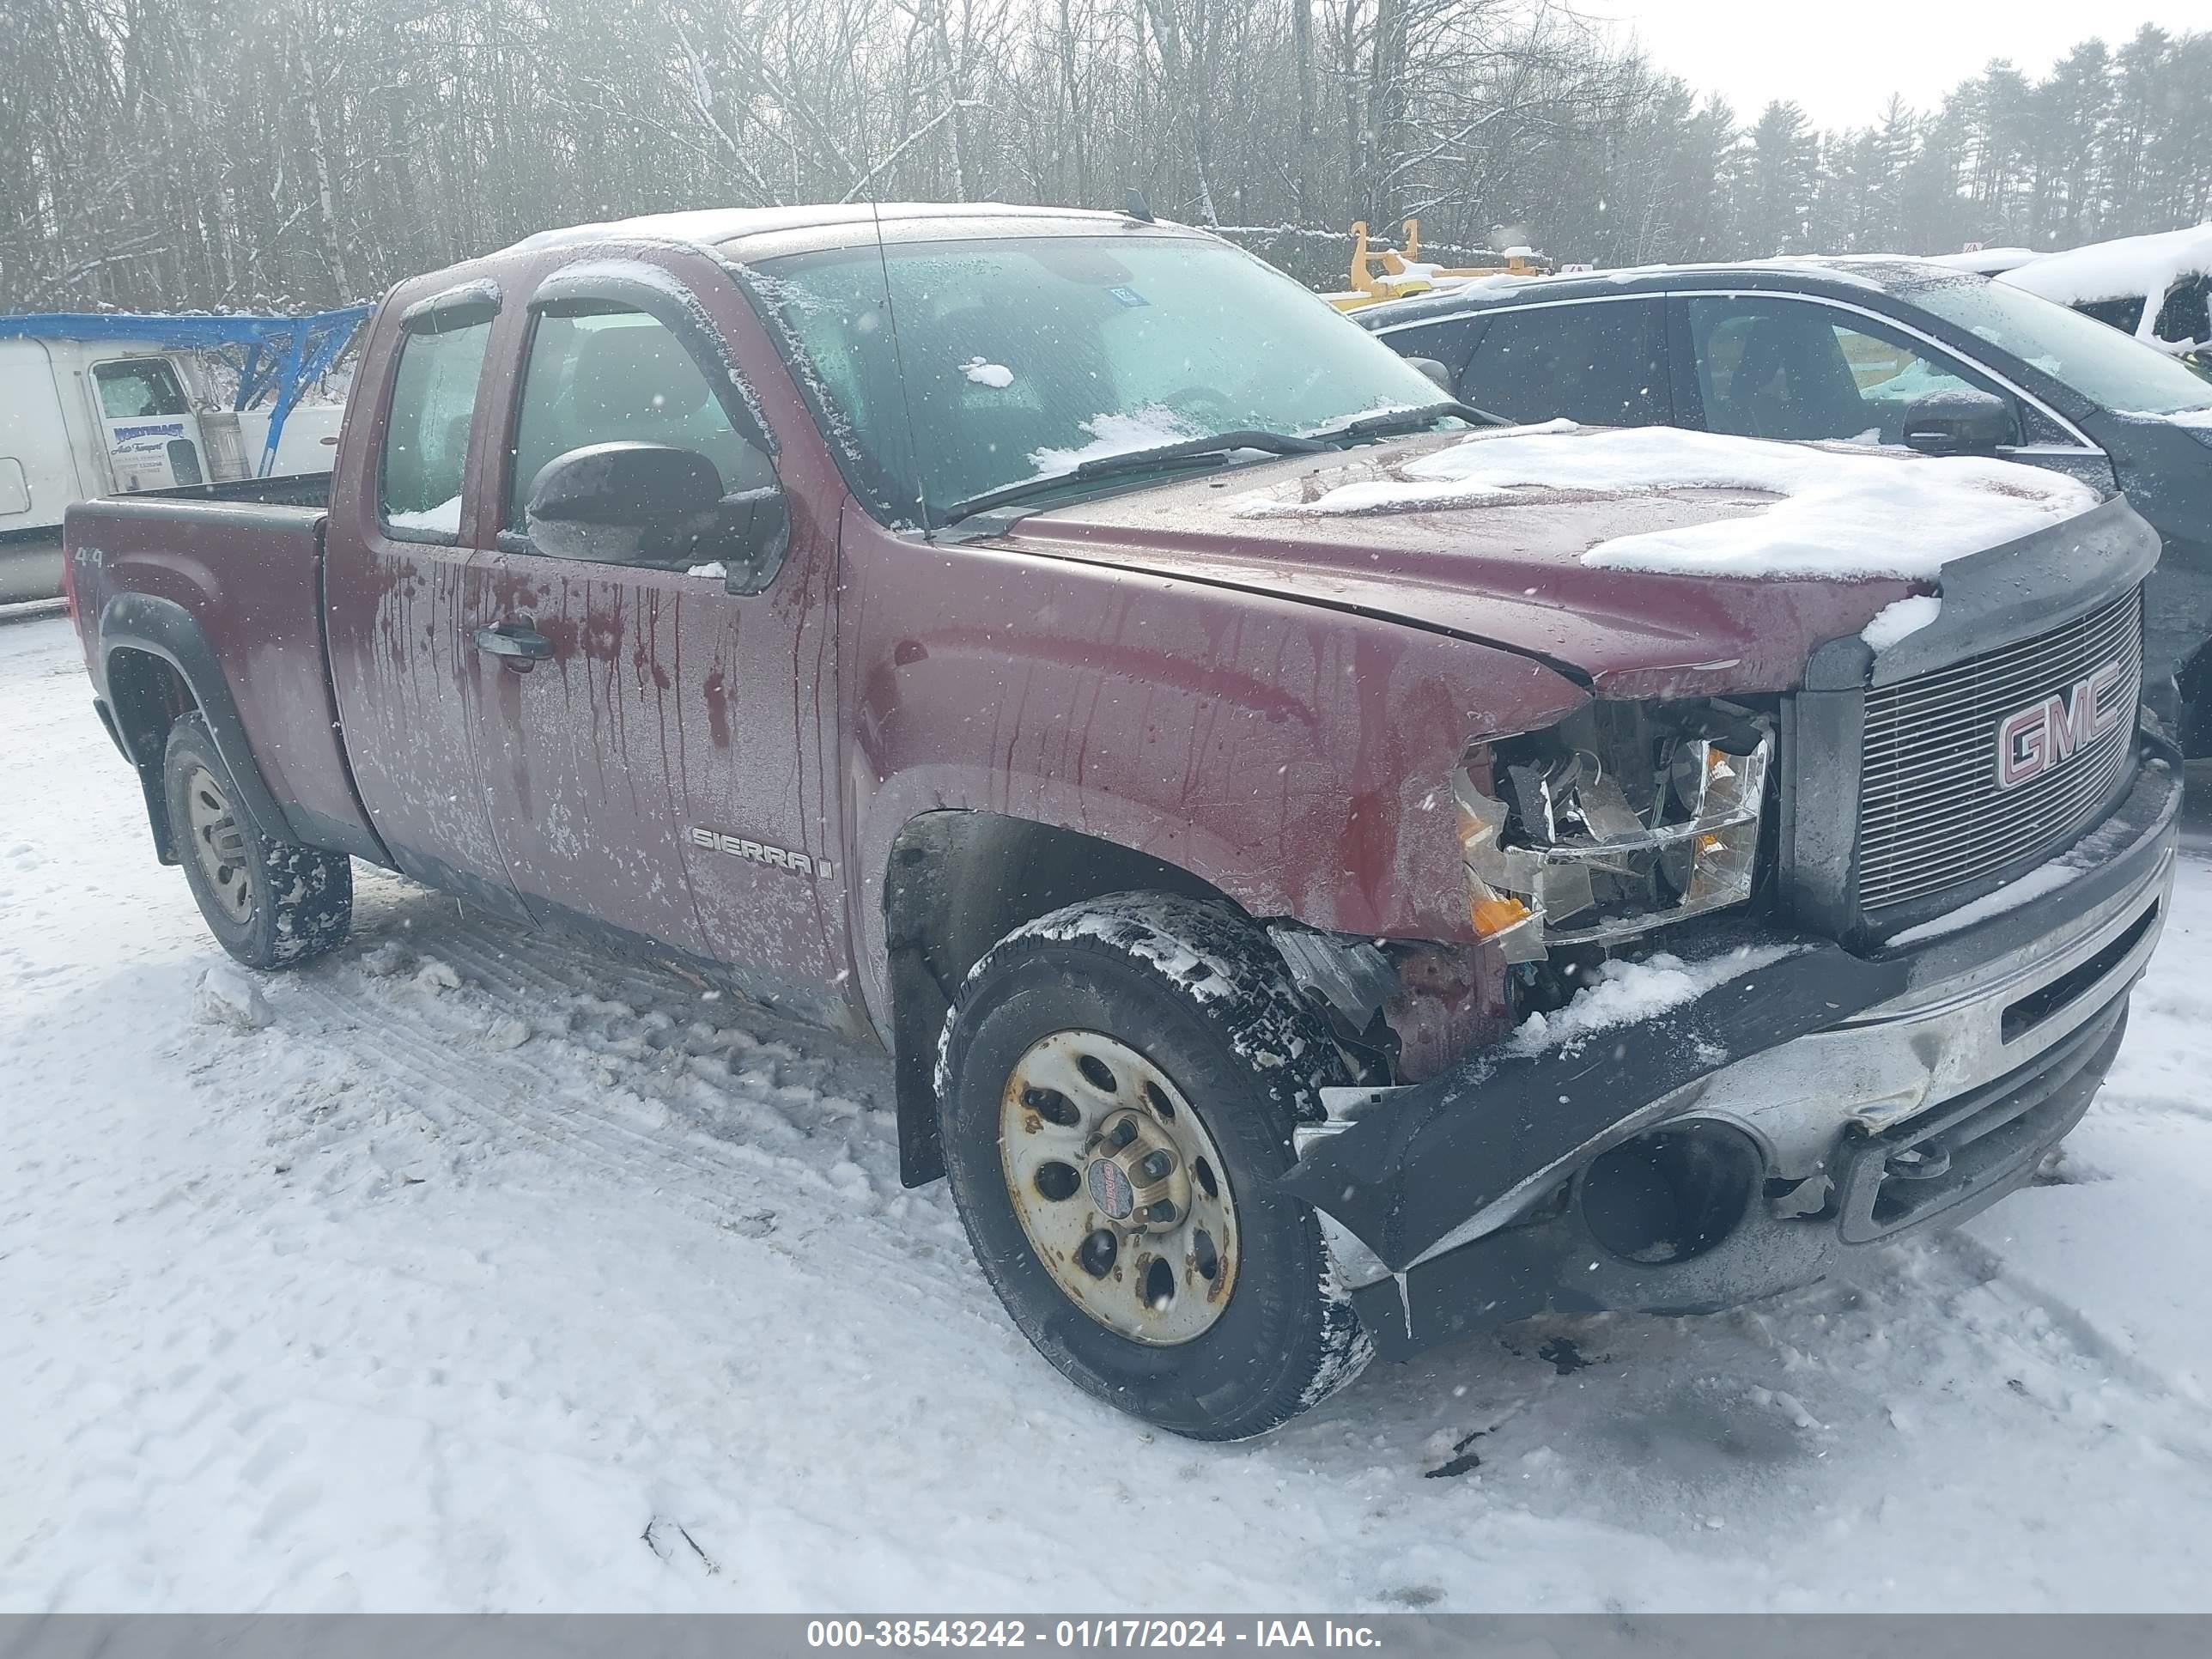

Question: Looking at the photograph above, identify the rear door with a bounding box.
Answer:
[462,258,844,987]
[1454,299,1670,428]
[322,287,529,916]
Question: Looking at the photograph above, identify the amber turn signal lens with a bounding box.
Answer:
[1471,894,1531,937]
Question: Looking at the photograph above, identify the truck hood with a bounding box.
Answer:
[994,434,1920,699]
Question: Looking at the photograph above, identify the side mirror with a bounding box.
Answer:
[1407,356,1455,393]
[526,441,791,584]
[715,483,792,592]
[526,441,723,566]
[1902,389,2009,458]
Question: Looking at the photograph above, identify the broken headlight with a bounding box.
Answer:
[1455,701,1773,962]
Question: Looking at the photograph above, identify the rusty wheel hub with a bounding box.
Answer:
[999,1030,1238,1345]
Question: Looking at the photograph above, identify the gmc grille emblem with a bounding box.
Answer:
[1995,660,2129,790]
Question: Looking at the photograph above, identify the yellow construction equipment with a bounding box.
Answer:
[1326,220,1553,312]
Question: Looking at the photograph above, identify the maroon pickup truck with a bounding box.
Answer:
[64,204,2182,1440]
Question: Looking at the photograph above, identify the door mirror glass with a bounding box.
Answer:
[526,441,790,580]
[1902,389,2011,458]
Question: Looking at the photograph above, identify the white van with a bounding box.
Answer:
[0,313,359,605]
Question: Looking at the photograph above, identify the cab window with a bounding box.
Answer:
[1686,296,2018,447]
[505,307,775,544]
[380,315,493,542]
[94,360,190,419]
[1457,301,1666,427]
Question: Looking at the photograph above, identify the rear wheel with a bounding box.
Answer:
[936,892,1371,1440]
[163,714,352,969]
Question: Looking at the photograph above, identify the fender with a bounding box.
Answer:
[842,533,1595,1043]
[97,591,296,858]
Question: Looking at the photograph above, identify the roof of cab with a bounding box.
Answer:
[1352,254,1980,329]
[501,202,1205,264]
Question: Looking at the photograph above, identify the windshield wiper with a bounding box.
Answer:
[1311,399,1506,443]
[941,428,1328,525]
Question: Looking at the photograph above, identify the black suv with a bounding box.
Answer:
[1358,258,2212,749]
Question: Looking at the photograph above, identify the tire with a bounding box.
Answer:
[163,714,353,969]
[935,891,1372,1440]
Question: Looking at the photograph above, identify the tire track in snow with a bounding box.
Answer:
[217,875,1005,1337]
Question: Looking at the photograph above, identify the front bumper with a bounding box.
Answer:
[1281,747,2182,1361]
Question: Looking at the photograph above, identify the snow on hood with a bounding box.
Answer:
[2000,223,2212,314]
[1224,424,2099,580]
[2122,404,2212,430]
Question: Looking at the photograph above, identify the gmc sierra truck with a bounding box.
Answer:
[65,204,2181,1441]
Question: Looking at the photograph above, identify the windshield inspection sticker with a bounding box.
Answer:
[1108,286,1150,308]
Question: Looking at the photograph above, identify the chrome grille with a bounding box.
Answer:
[1859,589,2141,915]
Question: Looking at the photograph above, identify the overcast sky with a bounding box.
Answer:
[1576,0,2207,130]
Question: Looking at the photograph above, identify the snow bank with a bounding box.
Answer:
[1231,426,2097,580]
[2000,223,2212,328]
[1510,944,1799,1054]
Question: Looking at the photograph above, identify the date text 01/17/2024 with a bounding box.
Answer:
[804,1620,1384,1650]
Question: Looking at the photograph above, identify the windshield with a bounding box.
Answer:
[1911,276,2212,416]
[746,234,1449,524]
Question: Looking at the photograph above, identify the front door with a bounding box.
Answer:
[1673,293,2118,494]
[89,356,207,491]
[465,272,845,994]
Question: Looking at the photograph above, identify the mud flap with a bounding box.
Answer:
[1277,936,1911,1272]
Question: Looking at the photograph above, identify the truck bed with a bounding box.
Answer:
[4,475,331,605]
[139,471,333,511]
[65,483,380,867]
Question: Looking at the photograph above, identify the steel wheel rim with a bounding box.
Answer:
[184,763,254,925]
[999,1030,1239,1346]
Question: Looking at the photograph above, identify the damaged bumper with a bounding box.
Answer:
[1282,749,2183,1361]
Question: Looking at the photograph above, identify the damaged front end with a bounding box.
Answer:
[1453,698,1774,962]
[1271,688,2181,1359]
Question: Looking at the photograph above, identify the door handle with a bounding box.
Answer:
[474,623,553,666]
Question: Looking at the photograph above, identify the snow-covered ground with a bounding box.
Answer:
[5,607,2212,1612]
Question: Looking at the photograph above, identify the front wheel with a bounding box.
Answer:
[935,893,1371,1440]
[163,714,353,969]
